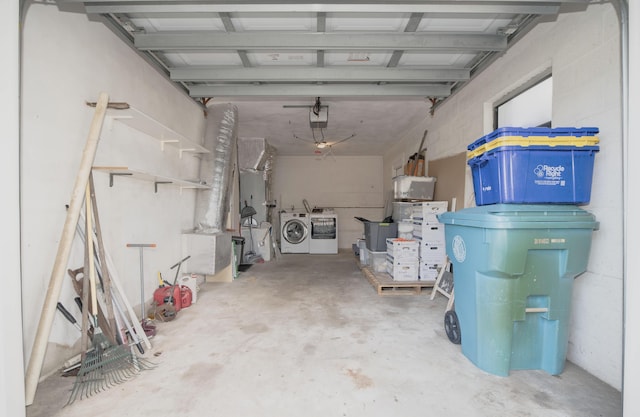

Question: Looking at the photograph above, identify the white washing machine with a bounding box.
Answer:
[280,211,310,254]
[309,208,338,254]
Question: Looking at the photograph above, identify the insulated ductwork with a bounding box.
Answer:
[238,137,276,172]
[194,104,238,233]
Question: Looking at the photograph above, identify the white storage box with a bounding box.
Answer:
[419,263,440,281]
[386,258,419,281]
[393,176,436,200]
[418,241,447,263]
[412,221,445,242]
[386,238,419,260]
[370,250,388,273]
[411,201,448,222]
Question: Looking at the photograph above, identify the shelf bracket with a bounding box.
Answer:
[109,172,133,187]
[179,148,197,158]
[154,181,173,193]
[160,139,179,152]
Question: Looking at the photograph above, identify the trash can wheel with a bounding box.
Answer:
[444,310,461,345]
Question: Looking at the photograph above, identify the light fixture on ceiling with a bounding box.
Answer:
[293,128,356,154]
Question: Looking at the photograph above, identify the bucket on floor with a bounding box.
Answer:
[180,274,199,303]
[398,222,413,239]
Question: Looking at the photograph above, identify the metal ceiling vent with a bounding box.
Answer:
[309,97,328,129]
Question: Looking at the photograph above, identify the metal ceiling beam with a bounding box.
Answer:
[188,83,452,97]
[387,12,423,68]
[171,67,470,82]
[316,12,326,68]
[79,2,567,16]
[135,32,507,52]
[218,12,252,67]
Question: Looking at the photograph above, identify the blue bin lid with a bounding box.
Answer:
[438,205,598,230]
[468,127,600,151]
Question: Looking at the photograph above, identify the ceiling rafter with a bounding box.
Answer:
[58,0,589,100]
[218,12,251,67]
[170,67,471,83]
[78,2,567,16]
[134,32,508,52]
[387,12,424,68]
[189,83,452,97]
[316,12,326,68]
[55,0,590,155]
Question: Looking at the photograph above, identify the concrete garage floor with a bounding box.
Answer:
[28,251,621,417]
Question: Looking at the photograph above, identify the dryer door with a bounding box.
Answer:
[283,219,308,244]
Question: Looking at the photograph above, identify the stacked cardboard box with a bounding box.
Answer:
[385,238,419,281]
[411,202,449,281]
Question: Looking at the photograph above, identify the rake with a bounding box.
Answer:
[67,177,154,405]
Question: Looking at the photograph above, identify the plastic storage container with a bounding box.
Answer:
[398,222,413,239]
[392,202,414,222]
[438,205,598,376]
[369,250,388,273]
[356,217,398,251]
[467,127,599,205]
[393,176,436,200]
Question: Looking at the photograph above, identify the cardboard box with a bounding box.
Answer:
[386,238,419,260]
[386,259,420,281]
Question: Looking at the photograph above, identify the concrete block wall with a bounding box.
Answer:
[383,3,623,390]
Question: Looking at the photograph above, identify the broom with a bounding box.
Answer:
[67,182,153,404]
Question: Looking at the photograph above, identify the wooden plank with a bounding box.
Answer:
[25,93,109,405]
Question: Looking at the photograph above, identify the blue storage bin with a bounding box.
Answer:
[467,127,599,206]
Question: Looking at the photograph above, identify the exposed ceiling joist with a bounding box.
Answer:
[188,83,451,97]
[81,2,565,16]
[56,0,589,156]
[218,11,252,67]
[387,12,424,68]
[170,67,470,83]
[135,32,508,52]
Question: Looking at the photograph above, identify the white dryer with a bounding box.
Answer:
[280,211,310,253]
[309,208,338,254]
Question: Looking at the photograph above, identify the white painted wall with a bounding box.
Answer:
[272,155,384,249]
[624,2,638,415]
[384,3,623,390]
[2,0,26,415]
[20,3,205,381]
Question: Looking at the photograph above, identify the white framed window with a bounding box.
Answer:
[494,75,552,128]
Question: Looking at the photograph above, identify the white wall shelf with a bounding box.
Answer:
[106,106,209,157]
[93,166,210,193]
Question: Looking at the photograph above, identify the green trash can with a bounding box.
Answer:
[438,205,598,376]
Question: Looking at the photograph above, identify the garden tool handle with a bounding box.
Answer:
[170,255,191,269]
[56,302,81,331]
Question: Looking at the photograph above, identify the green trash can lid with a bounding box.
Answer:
[438,204,598,230]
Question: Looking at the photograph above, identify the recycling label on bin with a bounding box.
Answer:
[533,164,566,187]
[452,235,466,263]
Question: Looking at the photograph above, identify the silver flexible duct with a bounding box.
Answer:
[194,104,238,233]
